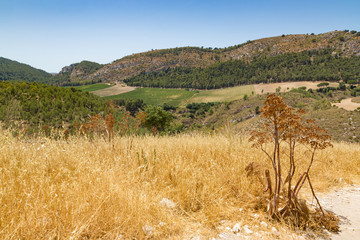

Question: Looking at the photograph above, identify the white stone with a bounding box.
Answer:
[142,225,154,236]
[158,221,166,227]
[116,234,124,240]
[243,225,253,234]
[260,221,268,228]
[254,232,262,238]
[232,223,241,233]
[159,198,176,209]
[271,227,279,235]
[190,236,201,240]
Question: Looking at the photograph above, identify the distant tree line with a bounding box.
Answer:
[124,49,360,89]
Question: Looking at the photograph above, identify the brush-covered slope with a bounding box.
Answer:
[0,81,106,132]
[175,88,360,143]
[0,57,53,84]
[85,30,360,83]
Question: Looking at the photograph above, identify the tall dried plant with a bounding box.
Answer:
[249,94,336,229]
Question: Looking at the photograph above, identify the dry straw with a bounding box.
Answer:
[0,125,359,238]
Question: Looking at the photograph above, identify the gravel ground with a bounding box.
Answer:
[317,185,360,240]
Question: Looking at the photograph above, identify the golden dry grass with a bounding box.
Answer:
[188,85,255,104]
[253,81,339,95]
[0,131,359,239]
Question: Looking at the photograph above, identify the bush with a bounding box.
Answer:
[144,106,174,134]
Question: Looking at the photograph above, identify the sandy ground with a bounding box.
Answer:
[92,85,136,97]
[254,81,338,94]
[332,98,360,111]
[317,185,360,240]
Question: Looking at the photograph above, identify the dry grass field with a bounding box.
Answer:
[1,131,360,239]
[92,85,136,97]
[254,81,339,94]
[187,85,255,104]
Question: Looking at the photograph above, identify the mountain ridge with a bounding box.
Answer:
[2,30,360,86]
[83,30,360,83]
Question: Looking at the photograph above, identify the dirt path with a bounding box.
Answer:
[317,185,360,239]
[332,98,360,111]
[92,85,136,97]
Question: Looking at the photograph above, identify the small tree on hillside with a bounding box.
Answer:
[144,106,174,134]
[249,94,338,230]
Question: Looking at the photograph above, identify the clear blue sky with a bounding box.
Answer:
[1,0,360,73]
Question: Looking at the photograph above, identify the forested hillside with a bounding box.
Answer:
[0,81,106,133]
[0,57,53,84]
[124,49,360,89]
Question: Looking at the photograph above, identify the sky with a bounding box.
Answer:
[1,0,360,73]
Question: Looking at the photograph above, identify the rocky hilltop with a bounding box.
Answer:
[81,30,360,83]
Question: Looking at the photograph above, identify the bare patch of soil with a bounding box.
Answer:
[316,185,360,240]
[92,85,136,97]
[332,98,360,111]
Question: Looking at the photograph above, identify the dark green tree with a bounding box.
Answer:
[144,106,174,133]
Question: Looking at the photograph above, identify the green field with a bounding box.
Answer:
[104,85,255,106]
[72,84,112,92]
[104,88,197,106]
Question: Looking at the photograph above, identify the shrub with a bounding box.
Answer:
[144,106,174,134]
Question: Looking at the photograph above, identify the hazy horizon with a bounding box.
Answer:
[1,0,360,73]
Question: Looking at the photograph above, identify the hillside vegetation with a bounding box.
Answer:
[0,81,106,134]
[0,57,53,84]
[169,87,360,143]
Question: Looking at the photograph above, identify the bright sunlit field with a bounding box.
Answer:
[1,131,359,239]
